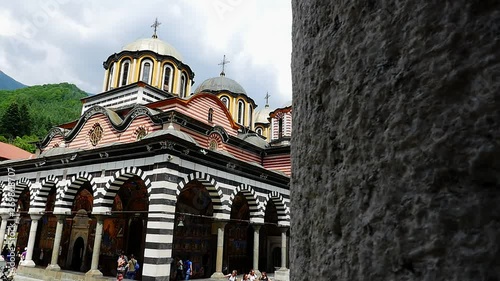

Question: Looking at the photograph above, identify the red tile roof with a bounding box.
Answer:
[0,142,34,160]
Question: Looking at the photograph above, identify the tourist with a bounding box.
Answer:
[126,254,138,280]
[116,273,124,281]
[260,271,269,281]
[225,270,238,281]
[184,257,192,280]
[117,253,126,276]
[248,269,257,281]
[176,257,184,280]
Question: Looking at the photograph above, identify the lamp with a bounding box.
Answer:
[177,215,185,227]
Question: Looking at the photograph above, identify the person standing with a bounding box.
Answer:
[176,257,184,280]
[126,254,137,280]
[117,253,126,277]
[184,257,192,280]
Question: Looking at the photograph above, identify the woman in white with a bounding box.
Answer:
[225,270,238,281]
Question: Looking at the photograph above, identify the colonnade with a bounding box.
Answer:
[0,215,289,278]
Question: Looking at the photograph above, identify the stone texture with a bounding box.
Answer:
[291,1,500,280]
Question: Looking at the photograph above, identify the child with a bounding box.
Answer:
[116,273,124,281]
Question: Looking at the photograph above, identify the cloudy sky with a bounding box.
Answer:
[0,0,292,109]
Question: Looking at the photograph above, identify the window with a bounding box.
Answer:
[162,64,174,92]
[237,100,245,124]
[220,96,229,109]
[88,123,103,146]
[140,60,153,84]
[248,105,253,127]
[107,64,115,90]
[119,60,130,87]
[180,72,187,97]
[256,127,263,135]
[208,108,214,122]
[278,118,283,139]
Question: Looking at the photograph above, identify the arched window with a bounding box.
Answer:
[107,63,115,90]
[248,105,253,127]
[278,118,283,139]
[180,72,187,97]
[256,127,263,135]
[220,96,230,109]
[119,60,130,87]
[208,108,214,122]
[162,64,174,92]
[140,59,153,84]
[237,100,245,124]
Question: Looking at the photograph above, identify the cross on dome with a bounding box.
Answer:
[265,92,270,107]
[151,18,161,38]
[218,55,230,76]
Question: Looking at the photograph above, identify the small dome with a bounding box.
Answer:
[122,37,184,62]
[143,124,197,145]
[238,133,269,149]
[254,105,271,124]
[195,75,246,95]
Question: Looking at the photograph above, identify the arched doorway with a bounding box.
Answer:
[15,187,30,252]
[34,187,56,266]
[262,201,280,273]
[172,180,214,279]
[100,176,148,277]
[225,193,252,274]
[71,237,85,271]
[61,183,93,271]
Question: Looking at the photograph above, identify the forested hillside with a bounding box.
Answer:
[0,83,88,153]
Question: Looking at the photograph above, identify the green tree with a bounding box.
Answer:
[11,135,37,153]
[18,103,32,136]
[0,102,21,139]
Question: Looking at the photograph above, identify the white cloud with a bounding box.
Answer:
[0,0,292,109]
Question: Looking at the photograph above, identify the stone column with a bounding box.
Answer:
[86,215,103,277]
[46,215,65,271]
[252,225,261,275]
[20,214,42,267]
[0,214,11,254]
[279,227,288,270]
[274,227,289,281]
[210,221,227,278]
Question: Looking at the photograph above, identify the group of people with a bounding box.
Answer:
[116,252,139,280]
[226,269,270,281]
[1,246,27,268]
[175,257,193,280]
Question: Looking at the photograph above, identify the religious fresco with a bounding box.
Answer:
[16,188,31,249]
[72,188,93,213]
[173,181,214,278]
[102,177,148,257]
[102,196,125,256]
[37,191,57,257]
[225,193,251,274]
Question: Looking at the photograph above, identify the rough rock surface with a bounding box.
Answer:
[290,1,500,280]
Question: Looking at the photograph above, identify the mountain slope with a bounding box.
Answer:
[0,71,26,90]
[0,83,88,152]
